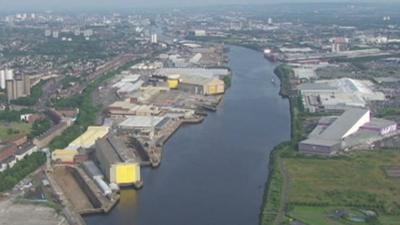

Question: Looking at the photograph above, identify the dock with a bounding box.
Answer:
[46,165,120,225]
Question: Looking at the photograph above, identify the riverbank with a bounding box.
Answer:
[84,45,291,225]
[260,64,400,225]
[260,64,305,225]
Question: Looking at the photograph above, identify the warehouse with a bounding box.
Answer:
[156,68,230,79]
[51,149,78,164]
[95,135,141,187]
[118,116,164,133]
[68,126,110,150]
[179,75,224,95]
[167,74,180,89]
[298,78,385,112]
[299,108,370,155]
[107,101,160,118]
[299,108,397,155]
[360,118,398,136]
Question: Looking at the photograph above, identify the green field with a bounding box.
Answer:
[289,206,400,225]
[284,150,400,224]
[0,122,31,142]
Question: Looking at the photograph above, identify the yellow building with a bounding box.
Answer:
[205,79,225,95]
[167,74,180,89]
[51,149,78,163]
[110,163,141,186]
[68,126,110,149]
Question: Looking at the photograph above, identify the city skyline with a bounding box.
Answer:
[1,0,399,11]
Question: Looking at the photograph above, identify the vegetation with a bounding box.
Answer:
[48,60,135,150]
[285,150,400,224]
[261,64,304,225]
[28,118,53,139]
[0,122,31,142]
[0,152,46,192]
[273,64,294,97]
[60,75,81,89]
[261,142,294,225]
[223,75,232,88]
[0,108,35,122]
[286,151,400,214]
[51,94,83,108]
[288,206,397,225]
[376,107,400,118]
[262,63,400,225]
[11,80,46,106]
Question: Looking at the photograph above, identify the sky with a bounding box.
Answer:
[0,0,397,11]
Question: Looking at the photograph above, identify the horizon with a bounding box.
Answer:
[1,0,400,12]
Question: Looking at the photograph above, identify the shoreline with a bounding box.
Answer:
[259,63,296,225]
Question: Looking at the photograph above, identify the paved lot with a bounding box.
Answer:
[0,199,68,225]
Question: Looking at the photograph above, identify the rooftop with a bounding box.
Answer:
[68,126,110,149]
[156,68,230,78]
[319,108,370,140]
[119,116,164,128]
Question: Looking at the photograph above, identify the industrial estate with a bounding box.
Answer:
[1,2,400,225]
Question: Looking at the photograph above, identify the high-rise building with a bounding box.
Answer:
[0,70,6,89]
[6,80,16,101]
[151,34,158,44]
[5,74,31,101]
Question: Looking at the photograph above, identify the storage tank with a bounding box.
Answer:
[167,74,180,89]
[94,176,112,196]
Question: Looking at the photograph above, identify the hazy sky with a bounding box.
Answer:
[0,0,397,10]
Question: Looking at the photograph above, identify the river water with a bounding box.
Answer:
[85,46,290,225]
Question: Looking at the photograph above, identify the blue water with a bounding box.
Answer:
[85,45,290,225]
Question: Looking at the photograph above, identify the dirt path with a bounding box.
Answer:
[273,157,290,225]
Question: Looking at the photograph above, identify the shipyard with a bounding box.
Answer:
[0,41,230,225]
[3,3,400,225]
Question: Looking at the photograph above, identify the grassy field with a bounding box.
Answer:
[284,150,400,224]
[289,206,351,225]
[289,206,400,225]
[0,122,31,142]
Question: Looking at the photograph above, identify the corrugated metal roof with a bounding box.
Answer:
[300,138,340,147]
[298,82,336,91]
[69,126,110,149]
[319,108,369,140]
[119,116,164,128]
[362,118,397,129]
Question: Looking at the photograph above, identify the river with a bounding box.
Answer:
[84,45,290,225]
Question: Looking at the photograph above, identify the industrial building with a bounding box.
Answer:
[118,116,165,133]
[298,78,385,112]
[51,149,79,163]
[178,74,225,95]
[95,135,141,187]
[156,68,230,79]
[112,73,143,94]
[107,100,160,118]
[167,74,180,89]
[67,126,110,150]
[299,108,397,155]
